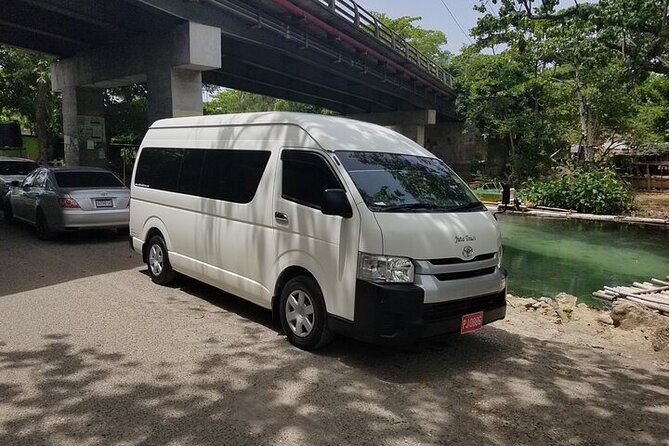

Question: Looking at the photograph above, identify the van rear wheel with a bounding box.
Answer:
[280,276,333,350]
[146,235,176,285]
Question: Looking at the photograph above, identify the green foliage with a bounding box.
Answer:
[521,168,634,215]
[204,89,331,115]
[370,13,451,64]
[104,86,148,144]
[0,46,59,146]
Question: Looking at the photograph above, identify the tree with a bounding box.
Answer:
[370,13,451,65]
[0,46,58,164]
[203,89,331,115]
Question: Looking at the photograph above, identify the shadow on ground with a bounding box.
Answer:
[1,325,667,445]
[0,215,142,297]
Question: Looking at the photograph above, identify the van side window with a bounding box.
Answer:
[282,150,341,209]
[136,148,270,203]
[199,150,271,204]
[178,149,205,196]
[135,148,182,192]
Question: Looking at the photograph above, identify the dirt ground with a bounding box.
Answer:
[633,191,669,220]
[506,295,669,366]
[2,218,669,445]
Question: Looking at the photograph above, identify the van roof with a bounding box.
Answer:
[150,112,434,157]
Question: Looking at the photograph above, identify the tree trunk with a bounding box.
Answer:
[35,78,49,165]
[575,70,595,162]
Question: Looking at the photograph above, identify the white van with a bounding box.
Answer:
[130,112,506,349]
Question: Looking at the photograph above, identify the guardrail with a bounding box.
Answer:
[313,0,454,88]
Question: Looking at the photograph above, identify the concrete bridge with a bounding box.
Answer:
[1,0,463,167]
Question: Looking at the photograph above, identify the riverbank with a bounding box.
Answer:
[505,294,669,365]
[492,190,669,226]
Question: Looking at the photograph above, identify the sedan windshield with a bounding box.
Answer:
[54,171,124,188]
[0,161,38,176]
[336,151,484,213]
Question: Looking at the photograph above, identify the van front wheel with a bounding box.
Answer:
[280,276,333,350]
[146,235,176,285]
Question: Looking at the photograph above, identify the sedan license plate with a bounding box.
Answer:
[95,199,113,208]
[461,311,483,334]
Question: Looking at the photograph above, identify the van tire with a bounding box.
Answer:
[146,235,176,285]
[280,276,333,350]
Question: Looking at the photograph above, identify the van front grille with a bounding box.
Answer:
[433,267,496,281]
[423,291,506,321]
[428,253,495,265]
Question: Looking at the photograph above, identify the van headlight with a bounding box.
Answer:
[497,245,503,268]
[358,253,415,283]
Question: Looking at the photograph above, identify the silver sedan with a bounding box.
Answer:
[3,167,130,239]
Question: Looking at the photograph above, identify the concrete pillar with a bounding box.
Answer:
[52,21,221,165]
[348,110,435,147]
[147,67,204,124]
[61,86,106,167]
[399,125,426,147]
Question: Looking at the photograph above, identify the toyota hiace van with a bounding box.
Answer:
[130,112,506,349]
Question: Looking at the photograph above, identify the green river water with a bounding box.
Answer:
[497,214,669,306]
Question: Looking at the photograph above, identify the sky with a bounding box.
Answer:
[355,1,586,54]
[354,0,487,54]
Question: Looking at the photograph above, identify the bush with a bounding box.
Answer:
[521,168,634,215]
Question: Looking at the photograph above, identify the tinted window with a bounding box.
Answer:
[54,171,125,188]
[21,170,39,187]
[178,149,205,196]
[0,161,38,176]
[34,170,49,188]
[337,151,483,213]
[282,151,341,209]
[200,150,270,203]
[135,148,182,192]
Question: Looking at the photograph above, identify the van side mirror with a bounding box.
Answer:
[501,183,511,205]
[321,189,353,218]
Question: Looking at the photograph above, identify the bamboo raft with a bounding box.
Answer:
[593,276,669,315]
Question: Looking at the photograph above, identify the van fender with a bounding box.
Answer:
[272,251,328,307]
[141,216,173,251]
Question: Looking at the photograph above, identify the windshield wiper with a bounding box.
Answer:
[447,202,485,212]
[378,203,447,212]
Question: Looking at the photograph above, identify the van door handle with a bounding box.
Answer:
[275,212,289,223]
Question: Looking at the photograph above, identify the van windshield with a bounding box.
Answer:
[336,151,484,213]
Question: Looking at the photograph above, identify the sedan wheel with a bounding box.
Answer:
[35,209,53,240]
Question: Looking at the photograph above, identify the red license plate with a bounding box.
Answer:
[461,311,484,334]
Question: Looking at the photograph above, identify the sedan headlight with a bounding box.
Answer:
[358,253,415,283]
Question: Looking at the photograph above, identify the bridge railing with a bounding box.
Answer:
[315,0,454,88]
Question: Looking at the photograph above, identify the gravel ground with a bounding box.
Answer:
[1,218,668,446]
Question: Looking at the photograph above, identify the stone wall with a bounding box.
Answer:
[425,121,507,181]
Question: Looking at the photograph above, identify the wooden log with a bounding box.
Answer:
[619,296,669,313]
[606,288,669,307]
[652,278,669,286]
[592,291,615,301]
[631,283,669,293]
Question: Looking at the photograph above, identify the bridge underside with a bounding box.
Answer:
[0,0,456,165]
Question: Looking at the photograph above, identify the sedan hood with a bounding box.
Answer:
[373,210,500,261]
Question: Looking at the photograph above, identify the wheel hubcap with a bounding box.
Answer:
[149,244,164,276]
[285,289,315,337]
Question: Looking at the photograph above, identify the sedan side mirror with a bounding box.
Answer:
[321,189,353,218]
[11,180,20,187]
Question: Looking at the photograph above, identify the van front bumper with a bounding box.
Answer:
[328,278,507,345]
